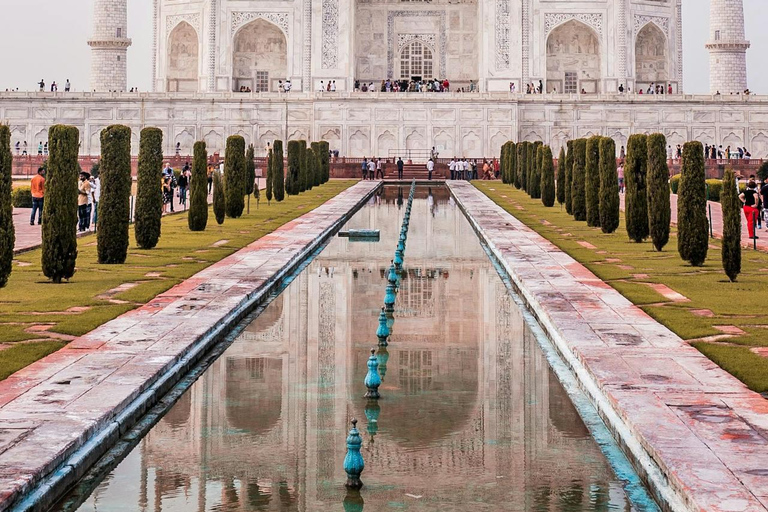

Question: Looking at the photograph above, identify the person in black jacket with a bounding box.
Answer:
[397,157,404,180]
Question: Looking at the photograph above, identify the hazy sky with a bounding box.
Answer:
[0,0,766,93]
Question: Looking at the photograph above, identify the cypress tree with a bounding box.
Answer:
[319,141,330,183]
[499,143,507,184]
[298,141,308,193]
[646,133,671,251]
[273,140,285,201]
[625,134,649,243]
[134,127,163,249]
[287,140,300,195]
[0,126,14,287]
[515,143,524,189]
[565,140,574,215]
[530,143,542,199]
[224,135,245,218]
[266,148,274,204]
[571,139,587,221]
[245,144,256,212]
[721,168,741,281]
[520,142,529,192]
[42,125,79,283]
[678,141,709,266]
[213,170,225,225]
[598,137,620,234]
[541,145,556,207]
[97,125,132,265]
[188,141,208,231]
[506,142,517,187]
[585,135,602,227]
[311,142,322,187]
[556,146,566,205]
[304,142,314,190]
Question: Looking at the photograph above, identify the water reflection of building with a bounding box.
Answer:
[82,188,628,511]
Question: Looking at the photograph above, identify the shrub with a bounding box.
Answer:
[670,174,681,194]
[272,140,285,201]
[541,145,555,207]
[571,139,587,221]
[319,141,330,183]
[516,143,525,191]
[42,125,79,283]
[705,179,723,202]
[11,187,32,208]
[188,141,208,231]
[556,146,566,204]
[678,141,709,266]
[224,135,246,218]
[647,133,671,251]
[625,134,649,243]
[134,127,164,249]
[0,126,13,288]
[97,125,132,264]
[584,136,601,227]
[565,140,574,215]
[721,168,741,281]
[213,170,225,225]
[266,148,274,203]
[758,161,768,182]
[599,137,620,234]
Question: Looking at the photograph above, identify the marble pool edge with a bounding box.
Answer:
[447,180,768,512]
[0,181,382,512]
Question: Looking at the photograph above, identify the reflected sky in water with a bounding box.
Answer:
[58,186,635,512]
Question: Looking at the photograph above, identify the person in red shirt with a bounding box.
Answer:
[30,167,45,225]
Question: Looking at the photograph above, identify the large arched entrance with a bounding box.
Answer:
[167,22,199,92]
[399,40,434,80]
[546,20,601,93]
[635,23,668,89]
[232,19,287,92]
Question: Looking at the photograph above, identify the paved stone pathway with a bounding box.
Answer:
[0,180,378,511]
[450,181,768,512]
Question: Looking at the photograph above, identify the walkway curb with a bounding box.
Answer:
[0,181,380,512]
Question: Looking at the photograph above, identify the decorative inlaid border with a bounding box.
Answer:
[387,11,446,79]
[544,12,604,37]
[633,14,669,38]
[231,11,290,36]
[397,33,436,52]
[166,13,201,33]
[495,0,510,70]
[321,0,339,69]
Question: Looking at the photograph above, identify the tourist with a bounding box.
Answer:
[38,79,45,92]
[77,172,92,232]
[22,141,27,156]
[319,81,325,92]
[668,84,673,94]
[91,171,101,228]
[431,146,439,160]
[449,157,456,180]
[676,144,682,159]
[376,158,383,179]
[207,164,214,194]
[617,162,625,194]
[176,142,181,156]
[14,141,20,155]
[619,145,625,162]
[510,82,515,93]
[162,175,172,214]
[740,180,760,239]
[65,79,71,92]
[426,158,434,181]
[471,159,478,180]
[482,160,492,180]
[361,157,368,180]
[178,162,190,207]
[30,167,45,226]
[667,145,673,161]
[619,84,625,93]
[85,175,94,231]
[43,142,48,156]
[760,179,768,230]
[331,80,337,92]
[367,158,375,180]
[168,170,177,212]
[51,82,57,92]
[396,156,404,180]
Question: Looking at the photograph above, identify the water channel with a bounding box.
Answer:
[51,186,656,512]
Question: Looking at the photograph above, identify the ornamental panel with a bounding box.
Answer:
[322,0,339,68]
[633,15,669,38]
[231,11,290,36]
[166,13,201,33]
[544,13,604,37]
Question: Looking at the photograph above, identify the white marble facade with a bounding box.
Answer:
[152,0,683,94]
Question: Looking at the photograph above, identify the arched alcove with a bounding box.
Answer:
[635,23,668,87]
[232,19,287,92]
[167,22,199,92]
[546,20,601,93]
[399,40,434,80]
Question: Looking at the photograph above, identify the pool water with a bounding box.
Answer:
[54,186,647,512]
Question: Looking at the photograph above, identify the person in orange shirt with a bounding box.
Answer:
[30,167,45,225]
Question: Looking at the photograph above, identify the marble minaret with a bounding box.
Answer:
[88,0,132,92]
[706,0,750,94]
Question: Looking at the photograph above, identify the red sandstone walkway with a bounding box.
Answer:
[450,181,768,512]
[619,193,768,252]
[0,181,378,511]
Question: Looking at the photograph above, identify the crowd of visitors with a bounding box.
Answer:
[352,78,477,93]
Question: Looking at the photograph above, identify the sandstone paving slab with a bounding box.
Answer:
[450,181,768,512]
[0,181,379,512]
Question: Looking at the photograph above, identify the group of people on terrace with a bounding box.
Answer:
[352,78,477,93]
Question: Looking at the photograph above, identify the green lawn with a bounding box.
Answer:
[0,181,356,378]
[475,182,768,394]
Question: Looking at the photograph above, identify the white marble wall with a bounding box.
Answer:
[4,92,768,159]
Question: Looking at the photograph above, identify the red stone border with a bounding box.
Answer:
[0,181,380,512]
[449,181,768,512]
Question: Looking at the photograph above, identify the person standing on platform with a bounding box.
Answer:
[448,157,456,180]
[361,158,368,180]
[427,158,434,181]
[376,158,383,179]
[367,158,375,181]
[740,180,760,239]
[30,167,45,225]
[397,156,404,180]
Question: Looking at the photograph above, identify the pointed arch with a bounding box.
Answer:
[232,19,287,92]
[167,21,200,92]
[377,131,396,159]
[546,20,601,93]
[635,22,668,86]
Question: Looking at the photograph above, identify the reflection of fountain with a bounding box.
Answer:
[376,346,390,379]
[343,488,365,512]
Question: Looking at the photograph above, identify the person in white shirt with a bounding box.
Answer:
[448,158,456,180]
[91,175,101,227]
[427,158,435,181]
[376,158,383,179]
[367,159,375,180]
[319,81,325,92]
[330,80,337,92]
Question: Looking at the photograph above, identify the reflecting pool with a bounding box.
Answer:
[56,186,641,511]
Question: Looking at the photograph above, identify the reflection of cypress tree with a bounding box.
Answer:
[556,146,566,205]
[571,139,587,221]
[721,168,741,281]
[625,134,649,242]
[677,141,708,266]
[134,127,164,249]
[273,140,285,201]
[598,137,620,234]
[188,141,208,231]
[541,145,555,207]
[97,125,132,264]
[41,125,79,283]
[0,126,14,287]
[224,135,246,218]
[565,140,574,215]
[646,133,671,250]
[585,136,602,227]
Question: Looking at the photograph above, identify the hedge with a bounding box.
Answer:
[11,187,33,208]
[647,133,671,251]
[188,141,208,231]
[678,141,709,266]
[97,125,132,264]
[598,137,620,234]
[565,140,574,215]
[556,146,566,205]
[571,139,587,221]
[721,168,741,282]
[625,134,649,243]
[540,145,555,207]
[224,135,246,218]
[272,140,285,201]
[213,170,225,225]
[585,136,602,227]
[0,126,13,288]
[134,127,164,249]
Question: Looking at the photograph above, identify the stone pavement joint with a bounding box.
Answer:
[0,181,379,512]
[450,181,768,512]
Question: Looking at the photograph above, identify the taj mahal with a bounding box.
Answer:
[2,0,767,159]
